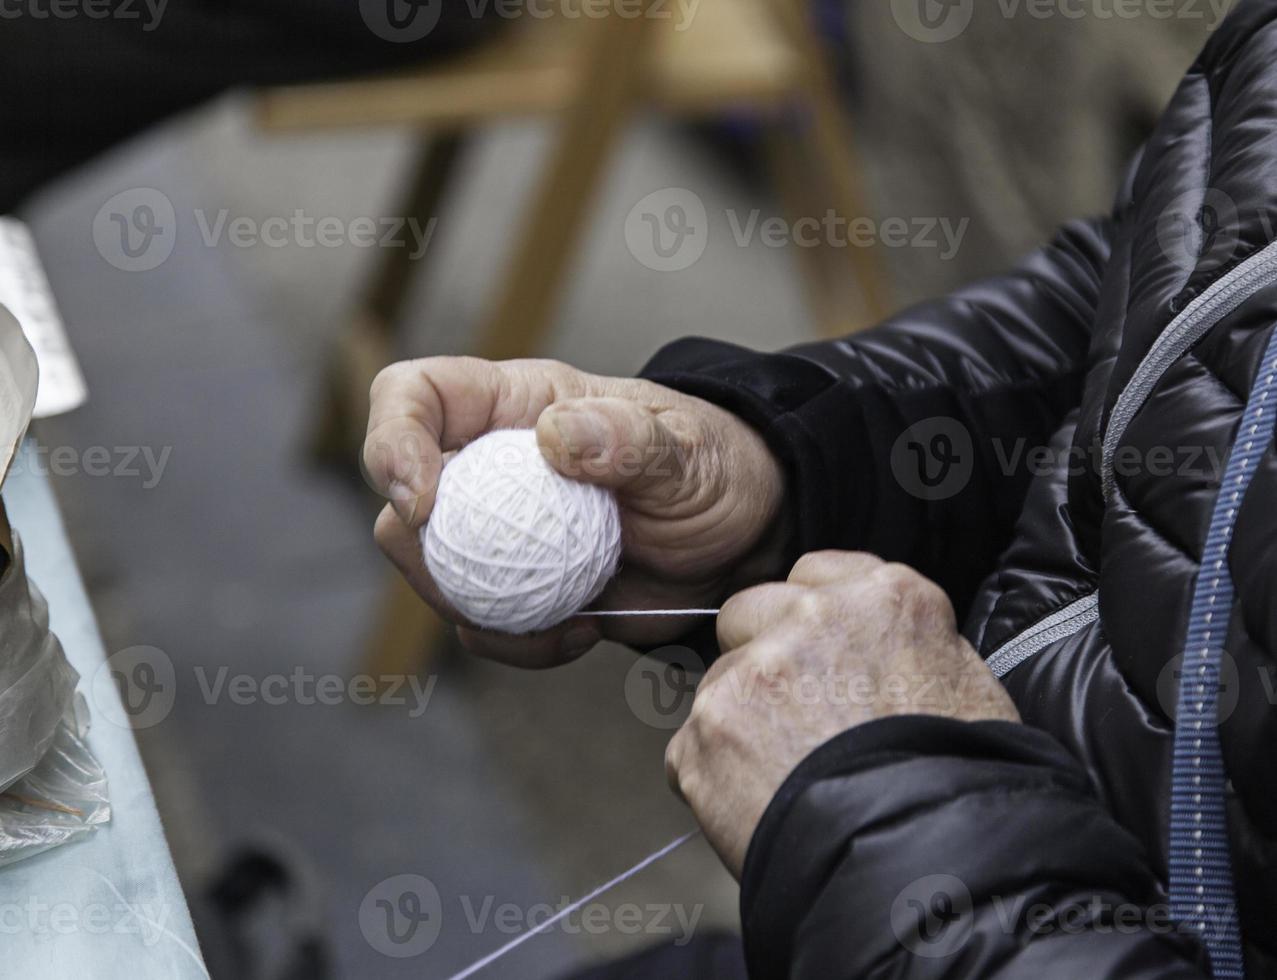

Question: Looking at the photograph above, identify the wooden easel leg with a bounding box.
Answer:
[308,133,465,475]
[477,10,657,360]
[765,0,893,333]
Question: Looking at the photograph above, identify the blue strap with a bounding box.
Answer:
[1166,334,1277,978]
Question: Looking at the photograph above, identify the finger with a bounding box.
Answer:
[716,582,807,653]
[377,506,601,665]
[363,357,588,527]
[665,728,688,803]
[456,619,600,669]
[536,396,690,503]
[375,505,464,619]
[787,550,883,587]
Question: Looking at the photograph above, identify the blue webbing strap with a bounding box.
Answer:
[1166,335,1277,978]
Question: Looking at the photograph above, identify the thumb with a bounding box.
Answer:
[536,397,690,500]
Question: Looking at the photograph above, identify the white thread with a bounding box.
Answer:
[443,831,700,980]
[580,608,720,617]
[424,430,622,634]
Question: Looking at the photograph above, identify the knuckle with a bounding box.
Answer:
[664,734,687,794]
[793,589,835,626]
[688,680,731,737]
[873,562,919,600]
[369,360,412,402]
[719,586,763,624]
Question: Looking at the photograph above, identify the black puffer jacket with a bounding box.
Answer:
[642,2,1277,976]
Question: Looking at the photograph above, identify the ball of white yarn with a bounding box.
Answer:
[423,429,622,634]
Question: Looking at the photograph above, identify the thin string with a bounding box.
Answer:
[579,609,720,617]
[442,830,702,980]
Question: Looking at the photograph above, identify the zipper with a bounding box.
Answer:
[1102,237,1277,502]
[985,592,1099,678]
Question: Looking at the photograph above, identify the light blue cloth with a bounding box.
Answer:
[0,439,207,978]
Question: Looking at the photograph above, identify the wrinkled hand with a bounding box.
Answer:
[364,357,786,666]
[665,551,1020,878]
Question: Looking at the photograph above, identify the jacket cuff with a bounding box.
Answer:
[738,716,1112,978]
[640,337,866,561]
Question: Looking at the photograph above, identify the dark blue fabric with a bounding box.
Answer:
[1166,331,1277,978]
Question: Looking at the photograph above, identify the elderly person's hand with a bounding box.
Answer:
[364,357,786,666]
[665,551,1020,878]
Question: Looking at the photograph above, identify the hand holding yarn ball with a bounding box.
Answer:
[365,357,787,666]
[424,430,622,633]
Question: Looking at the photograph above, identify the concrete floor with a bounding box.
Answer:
[21,96,820,979]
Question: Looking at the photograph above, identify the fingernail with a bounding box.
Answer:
[389,480,420,525]
[561,627,599,656]
[553,409,607,457]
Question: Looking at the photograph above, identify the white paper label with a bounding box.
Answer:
[0,218,87,419]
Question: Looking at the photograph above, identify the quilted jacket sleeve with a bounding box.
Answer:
[639,217,1111,618]
[741,716,1210,979]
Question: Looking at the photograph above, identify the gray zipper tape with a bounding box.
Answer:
[985,592,1100,678]
[1103,238,1277,502]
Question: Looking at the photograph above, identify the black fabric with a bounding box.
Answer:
[0,2,501,212]
[642,215,1109,623]
[641,1,1277,975]
[558,932,746,980]
[742,717,1209,980]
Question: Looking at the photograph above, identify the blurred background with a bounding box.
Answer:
[0,1,1221,977]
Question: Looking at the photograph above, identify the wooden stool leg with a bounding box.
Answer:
[765,0,893,332]
[477,8,656,360]
[309,133,465,474]
[363,570,452,685]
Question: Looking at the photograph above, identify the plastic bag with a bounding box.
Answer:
[0,302,109,863]
[0,532,110,864]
